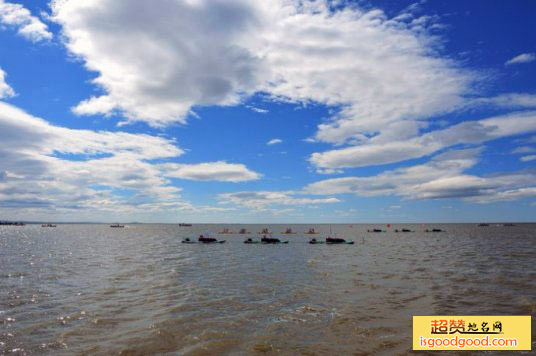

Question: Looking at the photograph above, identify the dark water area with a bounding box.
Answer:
[1,223,535,355]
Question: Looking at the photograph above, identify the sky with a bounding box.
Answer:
[0,0,535,223]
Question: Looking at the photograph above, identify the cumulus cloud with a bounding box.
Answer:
[512,146,536,154]
[160,161,260,182]
[0,0,52,42]
[267,138,283,145]
[310,111,536,169]
[51,0,267,125]
[0,101,259,214]
[247,105,268,114]
[218,190,339,210]
[468,93,536,109]
[505,53,536,66]
[0,68,15,98]
[520,155,536,162]
[49,0,474,132]
[306,148,536,203]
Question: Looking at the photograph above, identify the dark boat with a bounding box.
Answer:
[243,238,259,244]
[110,224,124,228]
[258,228,272,234]
[395,228,413,232]
[42,223,57,227]
[326,237,354,244]
[238,228,250,234]
[309,237,354,244]
[478,223,489,227]
[179,223,192,227]
[503,223,515,227]
[305,228,318,234]
[367,228,384,233]
[181,238,196,244]
[198,235,225,244]
[261,236,287,244]
[425,228,444,232]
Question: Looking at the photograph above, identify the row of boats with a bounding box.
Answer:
[182,235,354,244]
[367,228,445,233]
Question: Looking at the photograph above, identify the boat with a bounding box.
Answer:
[503,223,515,227]
[394,228,413,232]
[305,228,318,234]
[41,223,57,227]
[0,221,25,226]
[309,238,324,244]
[478,223,489,227]
[243,238,259,244]
[258,228,272,234]
[219,228,233,234]
[199,235,225,243]
[110,224,125,228]
[326,237,354,244]
[281,228,297,234]
[261,236,288,244]
[238,228,250,234]
[425,228,444,232]
[178,223,192,227]
[367,229,385,233]
[309,237,354,244]
[182,235,225,244]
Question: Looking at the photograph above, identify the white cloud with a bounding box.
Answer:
[306,148,536,203]
[49,0,475,133]
[505,53,536,66]
[512,146,536,154]
[0,0,52,42]
[0,68,15,98]
[160,161,260,182]
[310,111,536,169]
[247,105,268,114]
[267,138,283,145]
[0,101,259,214]
[51,0,267,125]
[218,190,339,210]
[468,93,536,109]
[520,155,536,162]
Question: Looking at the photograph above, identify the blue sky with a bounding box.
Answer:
[0,0,535,223]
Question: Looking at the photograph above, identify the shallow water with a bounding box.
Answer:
[1,223,535,355]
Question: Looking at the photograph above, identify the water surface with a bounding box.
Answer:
[1,224,535,355]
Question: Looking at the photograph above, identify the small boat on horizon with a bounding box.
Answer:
[367,228,385,233]
[478,223,490,226]
[425,228,444,232]
[178,223,192,227]
[394,228,413,232]
[0,221,25,226]
[238,228,250,234]
[110,224,125,228]
[281,228,297,234]
[219,228,233,234]
[258,228,272,234]
[305,228,318,234]
[41,223,57,227]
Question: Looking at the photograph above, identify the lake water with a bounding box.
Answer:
[1,224,535,355]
